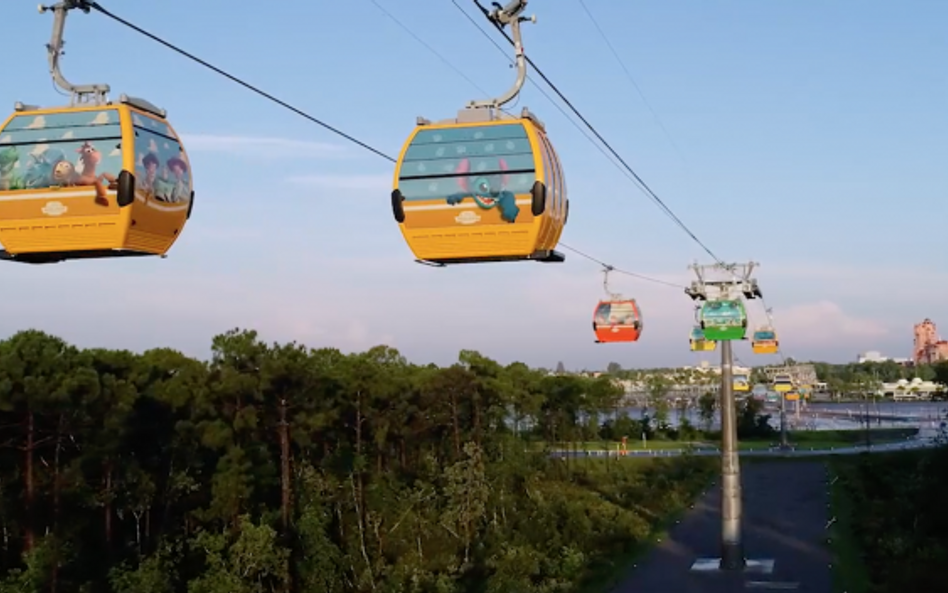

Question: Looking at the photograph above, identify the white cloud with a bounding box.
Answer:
[0,135,11,143]
[773,300,889,344]
[148,139,158,153]
[29,143,50,157]
[61,131,74,139]
[109,148,121,157]
[89,112,111,125]
[767,262,948,297]
[285,174,391,192]
[25,116,46,129]
[179,134,350,159]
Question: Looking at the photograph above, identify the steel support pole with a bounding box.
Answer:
[719,340,745,570]
[779,390,789,449]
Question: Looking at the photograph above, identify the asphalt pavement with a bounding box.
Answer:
[610,461,832,592]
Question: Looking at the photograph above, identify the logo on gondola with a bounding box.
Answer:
[41,201,67,216]
[455,211,480,225]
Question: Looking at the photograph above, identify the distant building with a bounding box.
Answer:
[857,350,888,363]
[877,378,942,400]
[913,319,948,364]
[856,351,909,364]
[682,360,751,376]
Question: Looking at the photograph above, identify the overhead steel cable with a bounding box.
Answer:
[87,1,395,163]
[574,0,690,170]
[459,0,724,265]
[558,244,687,289]
[80,1,682,291]
[442,0,638,180]
[451,1,800,357]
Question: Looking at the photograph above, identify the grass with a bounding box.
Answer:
[534,427,918,454]
[827,458,872,593]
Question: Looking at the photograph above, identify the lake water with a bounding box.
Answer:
[613,400,948,432]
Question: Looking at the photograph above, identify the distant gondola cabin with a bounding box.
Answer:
[772,373,794,393]
[733,373,751,392]
[392,110,567,265]
[593,299,642,343]
[699,299,747,341]
[689,326,717,352]
[751,328,779,354]
[0,99,194,263]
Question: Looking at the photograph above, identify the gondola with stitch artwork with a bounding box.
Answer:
[391,0,567,265]
[0,2,194,264]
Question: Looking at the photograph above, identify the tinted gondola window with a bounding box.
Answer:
[596,301,638,326]
[594,302,611,325]
[398,123,537,200]
[537,133,562,219]
[701,300,744,326]
[0,109,122,191]
[130,112,191,204]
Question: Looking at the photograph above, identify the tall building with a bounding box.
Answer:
[913,319,948,364]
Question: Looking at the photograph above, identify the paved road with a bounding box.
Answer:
[611,461,832,592]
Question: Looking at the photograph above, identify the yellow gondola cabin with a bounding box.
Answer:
[1,1,194,264]
[689,326,717,352]
[392,110,566,265]
[0,98,194,264]
[390,0,567,265]
[751,327,779,354]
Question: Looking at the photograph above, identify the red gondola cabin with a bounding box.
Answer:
[593,300,642,343]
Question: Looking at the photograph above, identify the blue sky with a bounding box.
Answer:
[2,0,946,370]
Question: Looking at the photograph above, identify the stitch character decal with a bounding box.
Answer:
[445,157,520,223]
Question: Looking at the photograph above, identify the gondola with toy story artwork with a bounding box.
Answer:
[0,1,194,264]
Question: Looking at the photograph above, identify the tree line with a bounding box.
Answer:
[0,329,714,593]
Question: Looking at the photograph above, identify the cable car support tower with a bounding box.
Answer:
[685,262,774,576]
[764,364,818,448]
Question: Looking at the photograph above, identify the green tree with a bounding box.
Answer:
[698,391,716,431]
[0,328,718,593]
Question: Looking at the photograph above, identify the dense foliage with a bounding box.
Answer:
[810,360,943,386]
[832,445,948,592]
[0,329,714,593]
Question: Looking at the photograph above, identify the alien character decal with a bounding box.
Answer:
[445,157,520,223]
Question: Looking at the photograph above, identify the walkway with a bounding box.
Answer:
[611,461,832,592]
[551,430,939,459]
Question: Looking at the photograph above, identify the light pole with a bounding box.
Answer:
[778,387,789,449]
